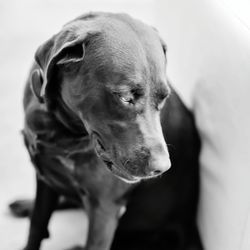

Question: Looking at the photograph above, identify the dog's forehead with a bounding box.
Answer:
[100,15,164,63]
[84,15,166,87]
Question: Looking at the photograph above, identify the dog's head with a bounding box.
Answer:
[31,12,171,183]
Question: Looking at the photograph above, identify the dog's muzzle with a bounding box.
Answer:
[91,132,171,183]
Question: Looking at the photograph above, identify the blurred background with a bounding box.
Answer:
[0,0,250,250]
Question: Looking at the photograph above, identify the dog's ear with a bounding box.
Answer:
[30,69,44,103]
[33,25,96,102]
[151,26,167,58]
[156,33,167,58]
[160,37,167,57]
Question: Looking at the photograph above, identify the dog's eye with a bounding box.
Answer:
[112,88,143,106]
[112,91,134,106]
[157,98,166,110]
[156,93,169,110]
[119,94,134,105]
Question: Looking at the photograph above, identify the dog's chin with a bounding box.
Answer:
[116,176,141,184]
[113,170,142,184]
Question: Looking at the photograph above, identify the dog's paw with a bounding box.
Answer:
[64,245,85,250]
[22,246,39,250]
[9,199,34,217]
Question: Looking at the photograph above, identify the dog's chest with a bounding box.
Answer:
[23,107,105,196]
[23,104,131,203]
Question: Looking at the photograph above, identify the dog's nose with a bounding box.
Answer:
[148,154,171,177]
[123,145,171,178]
[147,144,171,177]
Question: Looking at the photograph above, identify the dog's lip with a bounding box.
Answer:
[116,174,142,184]
[103,159,114,171]
[91,132,142,184]
[103,160,142,184]
[92,132,107,156]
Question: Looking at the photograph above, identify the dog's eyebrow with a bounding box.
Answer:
[108,82,144,94]
[155,84,171,99]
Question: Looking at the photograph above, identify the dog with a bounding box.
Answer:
[19,12,202,250]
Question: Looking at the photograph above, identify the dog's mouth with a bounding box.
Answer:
[92,132,142,184]
[102,159,141,184]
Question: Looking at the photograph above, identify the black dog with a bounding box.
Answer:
[17,12,202,250]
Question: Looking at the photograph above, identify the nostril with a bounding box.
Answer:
[150,169,163,176]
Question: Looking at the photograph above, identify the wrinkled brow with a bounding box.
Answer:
[107,82,145,94]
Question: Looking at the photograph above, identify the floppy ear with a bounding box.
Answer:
[160,37,167,56]
[32,25,93,102]
[151,26,167,57]
[30,69,44,103]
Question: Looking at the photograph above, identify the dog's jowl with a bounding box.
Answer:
[21,12,202,250]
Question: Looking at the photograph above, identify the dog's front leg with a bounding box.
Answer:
[23,176,59,250]
[84,200,122,250]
